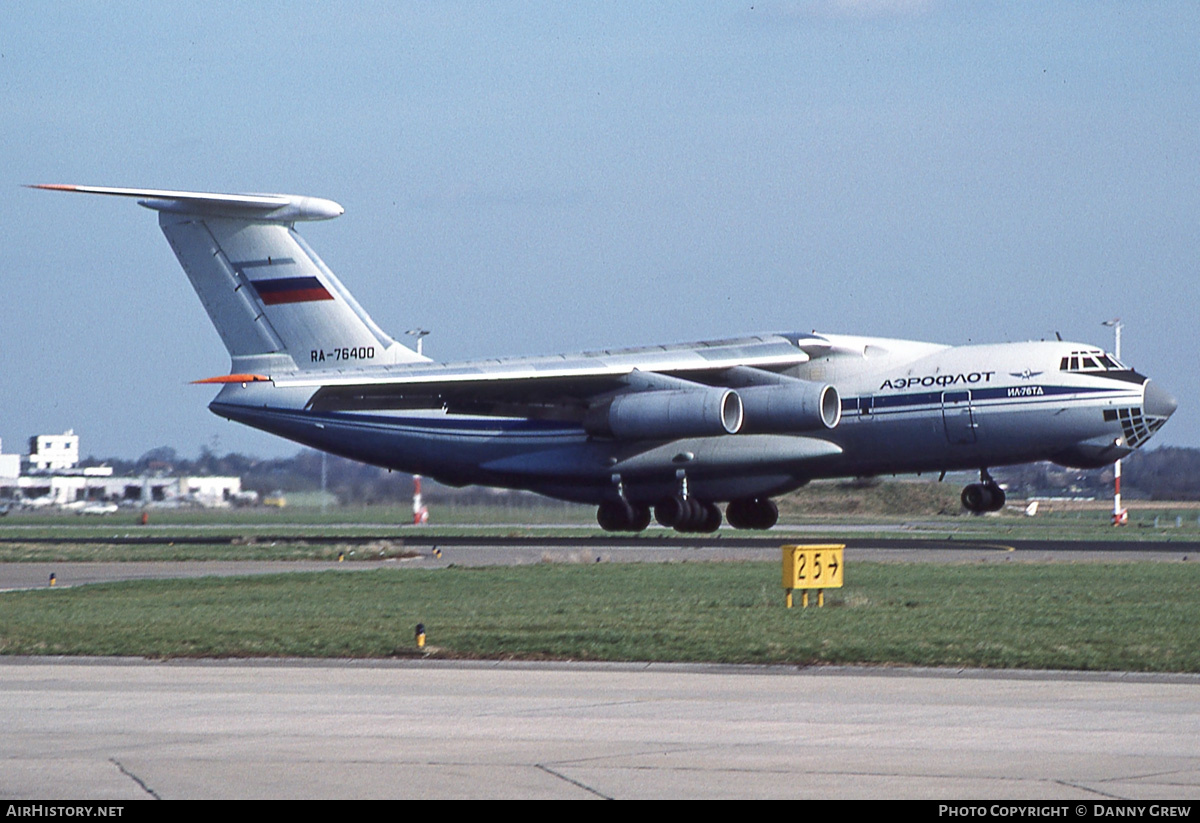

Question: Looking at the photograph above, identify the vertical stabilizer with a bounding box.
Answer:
[31,185,429,375]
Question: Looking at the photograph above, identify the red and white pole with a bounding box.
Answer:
[1104,319,1128,526]
[413,474,429,525]
[1112,461,1127,525]
[404,328,432,526]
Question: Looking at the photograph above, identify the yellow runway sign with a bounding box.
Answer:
[782,544,844,608]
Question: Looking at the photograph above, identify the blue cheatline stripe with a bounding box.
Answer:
[841,384,1132,413]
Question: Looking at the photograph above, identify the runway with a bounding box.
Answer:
[0,533,1195,592]
[3,657,1199,800]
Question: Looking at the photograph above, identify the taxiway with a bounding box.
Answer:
[3,657,1199,800]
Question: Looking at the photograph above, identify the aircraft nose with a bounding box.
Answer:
[1143,380,1178,419]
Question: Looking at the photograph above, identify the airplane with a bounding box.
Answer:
[32,184,1178,532]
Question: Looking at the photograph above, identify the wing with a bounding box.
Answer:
[270,332,845,435]
[283,333,803,411]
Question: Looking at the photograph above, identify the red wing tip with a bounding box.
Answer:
[191,374,270,385]
[28,184,79,191]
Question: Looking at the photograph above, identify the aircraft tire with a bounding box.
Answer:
[655,495,688,529]
[961,483,1000,514]
[672,498,702,533]
[597,500,651,532]
[961,484,984,513]
[629,503,652,531]
[597,499,636,532]
[725,499,749,529]
[753,498,779,529]
[726,497,777,530]
[698,501,722,533]
[986,484,1006,512]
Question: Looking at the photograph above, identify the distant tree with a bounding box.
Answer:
[998,447,1200,501]
[79,444,1200,505]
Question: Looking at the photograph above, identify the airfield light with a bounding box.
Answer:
[405,328,430,357]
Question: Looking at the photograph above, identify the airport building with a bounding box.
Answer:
[0,431,244,509]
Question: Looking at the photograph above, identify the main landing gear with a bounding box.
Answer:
[596,499,652,532]
[724,497,779,530]
[595,495,779,533]
[654,495,723,533]
[961,468,1006,514]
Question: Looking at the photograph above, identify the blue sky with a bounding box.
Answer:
[2,1,1197,459]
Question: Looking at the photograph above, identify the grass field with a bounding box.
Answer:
[2,562,1198,671]
[3,487,1197,671]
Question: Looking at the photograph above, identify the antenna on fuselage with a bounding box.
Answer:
[1054,331,1062,341]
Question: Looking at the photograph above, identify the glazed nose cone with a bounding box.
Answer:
[1143,380,1178,419]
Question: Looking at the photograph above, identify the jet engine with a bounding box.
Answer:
[738,381,841,432]
[584,388,743,440]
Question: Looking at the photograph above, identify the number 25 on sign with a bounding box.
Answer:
[782,544,844,608]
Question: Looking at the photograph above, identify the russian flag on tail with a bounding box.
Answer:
[252,276,334,305]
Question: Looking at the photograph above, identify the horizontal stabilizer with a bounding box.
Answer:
[28,184,343,222]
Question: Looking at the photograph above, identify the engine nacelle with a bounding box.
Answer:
[585,388,744,440]
[738,381,841,433]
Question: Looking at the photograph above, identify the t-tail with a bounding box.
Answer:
[30,185,429,376]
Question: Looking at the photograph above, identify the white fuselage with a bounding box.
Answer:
[209,332,1171,505]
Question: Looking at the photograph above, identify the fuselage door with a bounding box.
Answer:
[941,390,977,444]
[857,394,874,420]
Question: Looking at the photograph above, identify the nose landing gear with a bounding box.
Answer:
[961,468,1006,514]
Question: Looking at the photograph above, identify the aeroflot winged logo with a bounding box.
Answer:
[251,276,334,305]
[1010,369,1044,380]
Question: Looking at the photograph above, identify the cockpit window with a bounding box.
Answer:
[1059,349,1128,373]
